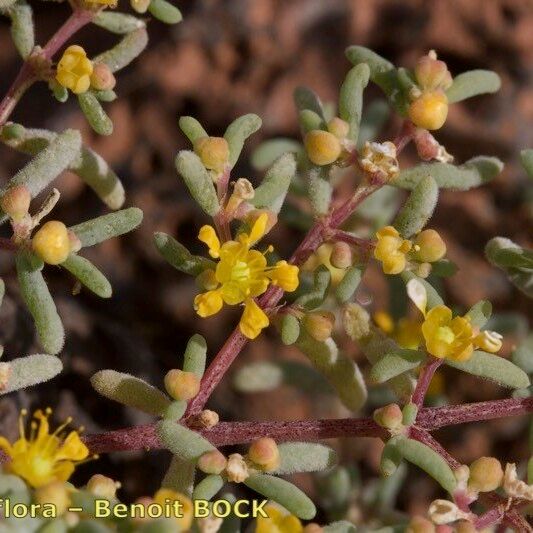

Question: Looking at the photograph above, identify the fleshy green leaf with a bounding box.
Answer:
[380,438,403,477]
[0,354,62,395]
[446,70,501,104]
[335,266,363,303]
[157,420,215,460]
[70,207,143,248]
[293,86,325,119]
[370,349,426,384]
[94,28,148,73]
[9,0,34,59]
[183,334,207,379]
[192,475,224,501]
[520,149,533,179]
[251,138,302,171]
[307,167,332,215]
[512,334,533,375]
[339,63,370,143]
[62,254,112,298]
[179,116,208,144]
[296,265,331,310]
[161,456,195,496]
[93,11,145,34]
[299,109,325,133]
[446,350,530,389]
[394,175,438,238]
[148,0,182,24]
[16,251,64,355]
[223,114,262,168]
[244,474,316,520]
[394,156,503,191]
[345,46,394,78]
[78,92,113,136]
[91,370,171,416]
[154,232,214,276]
[175,151,220,216]
[274,443,337,474]
[465,300,492,329]
[280,314,300,346]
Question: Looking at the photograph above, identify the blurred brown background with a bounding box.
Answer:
[0,0,532,520]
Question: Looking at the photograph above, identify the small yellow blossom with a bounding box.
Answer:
[374,226,412,275]
[0,409,90,488]
[256,503,303,533]
[153,489,193,530]
[32,220,71,265]
[194,214,299,339]
[406,279,503,362]
[56,45,94,95]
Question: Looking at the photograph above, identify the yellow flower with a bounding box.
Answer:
[153,488,193,530]
[194,214,299,339]
[0,409,90,488]
[32,220,71,265]
[56,45,93,95]
[256,503,303,533]
[374,226,412,275]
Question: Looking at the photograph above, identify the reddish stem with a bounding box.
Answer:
[185,183,380,416]
[411,356,442,408]
[330,229,375,249]
[474,506,505,529]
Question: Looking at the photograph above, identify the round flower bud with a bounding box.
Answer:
[373,403,403,430]
[248,437,280,472]
[90,62,116,91]
[302,310,335,342]
[193,136,230,173]
[32,221,71,265]
[406,516,435,533]
[304,130,342,166]
[408,91,448,130]
[330,241,353,269]
[197,450,227,475]
[86,474,120,499]
[468,457,503,493]
[0,185,31,222]
[343,303,370,341]
[327,117,350,139]
[34,481,70,516]
[414,229,446,263]
[164,370,200,401]
[226,453,249,483]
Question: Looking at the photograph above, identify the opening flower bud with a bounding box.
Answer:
[225,453,249,483]
[468,457,503,493]
[0,185,31,222]
[406,516,435,533]
[32,220,71,265]
[197,450,227,475]
[86,474,120,499]
[330,241,353,269]
[413,229,446,263]
[193,136,230,173]
[415,52,452,92]
[248,437,280,472]
[56,45,93,95]
[302,311,335,342]
[473,330,503,353]
[34,481,71,516]
[304,130,342,166]
[226,178,254,215]
[408,91,449,131]
[373,403,403,430]
[327,117,350,139]
[164,369,200,401]
[90,62,116,91]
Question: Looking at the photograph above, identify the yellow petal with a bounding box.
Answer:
[268,261,299,292]
[239,299,269,339]
[198,225,221,258]
[56,431,89,461]
[248,213,268,245]
[373,311,395,334]
[194,290,223,317]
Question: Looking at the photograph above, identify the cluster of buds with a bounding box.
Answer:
[0,185,80,265]
[374,226,447,276]
[304,116,352,166]
[197,438,281,484]
[302,242,360,287]
[164,369,201,401]
[408,51,453,131]
[359,141,400,182]
[55,45,115,95]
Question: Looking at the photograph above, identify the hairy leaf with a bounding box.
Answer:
[339,63,370,143]
[224,114,262,167]
[157,420,215,460]
[94,28,148,73]
[78,93,113,136]
[93,11,145,34]
[148,0,182,24]
[446,70,501,104]
[192,475,223,501]
[183,334,207,379]
[179,116,208,144]
[275,443,337,474]
[0,354,62,395]
[62,254,112,298]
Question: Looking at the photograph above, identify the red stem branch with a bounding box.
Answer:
[411,356,442,408]
[409,426,460,469]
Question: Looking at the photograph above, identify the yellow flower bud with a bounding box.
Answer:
[304,130,342,166]
[90,62,116,91]
[0,185,31,222]
[415,52,452,92]
[408,91,449,130]
[56,45,93,95]
[86,474,120,499]
[164,370,200,401]
[413,229,446,263]
[34,481,70,516]
[406,515,435,533]
[327,117,350,139]
[330,242,353,269]
[373,403,403,430]
[226,453,249,483]
[473,330,503,353]
[248,438,280,472]
[197,450,227,475]
[468,457,503,493]
[32,221,71,265]
[193,136,230,173]
[302,311,335,342]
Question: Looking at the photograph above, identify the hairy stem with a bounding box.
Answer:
[409,426,460,469]
[411,356,442,408]
[185,183,380,416]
